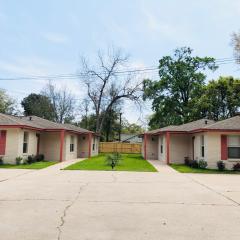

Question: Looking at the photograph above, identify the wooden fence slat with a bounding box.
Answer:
[99,142,142,154]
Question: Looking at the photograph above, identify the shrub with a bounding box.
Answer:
[184,157,190,166]
[15,156,23,165]
[232,163,240,171]
[198,159,208,169]
[36,154,44,162]
[27,155,37,164]
[0,156,4,165]
[21,158,28,165]
[106,153,122,169]
[190,160,199,169]
[217,161,225,171]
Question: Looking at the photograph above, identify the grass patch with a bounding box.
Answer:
[170,164,240,174]
[65,154,157,172]
[0,161,56,169]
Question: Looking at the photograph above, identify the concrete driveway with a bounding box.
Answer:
[0,160,240,240]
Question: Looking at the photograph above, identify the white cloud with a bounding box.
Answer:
[42,32,68,44]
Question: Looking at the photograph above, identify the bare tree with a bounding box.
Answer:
[231,31,240,64]
[42,82,76,123]
[79,98,90,129]
[79,47,142,134]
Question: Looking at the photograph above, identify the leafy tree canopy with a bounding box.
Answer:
[122,122,144,134]
[21,93,55,120]
[0,89,16,114]
[196,76,240,121]
[143,47,218,128]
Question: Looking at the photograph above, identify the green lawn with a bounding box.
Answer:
[0,161,56,169]
[170,164,240,174]
[65,154,157,172]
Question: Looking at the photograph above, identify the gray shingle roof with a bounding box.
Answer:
[203,115,240,130]
[0,113,93,133]
[176,119,215,131]
[145,119,215,134]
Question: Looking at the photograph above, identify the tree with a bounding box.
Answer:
[42,82,76,123]
[76,114,97,132]
[80,47,142,134]
[79,98,90,129]
[0,89,15,114]
[77,106,121,142]
[231,31,240,64]
[122,121,144,134]
[196,76,240,121]
[21,93,55,120]
[143,47,218,128]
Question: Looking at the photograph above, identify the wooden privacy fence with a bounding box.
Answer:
[99,142,142,154]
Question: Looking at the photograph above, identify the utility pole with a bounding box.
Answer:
[119,112,122,142]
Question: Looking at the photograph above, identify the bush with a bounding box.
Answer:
[190,160,199,169]
[0,156,4,165]
[36,154,44,161]
[106,153,122,169]
[184,157,190,166]
[27,155,37,164]
[21,158,28,165]
[198,159,208,169]
[232,163,240,171]
[217,161,225,171]
[15,156,23,165]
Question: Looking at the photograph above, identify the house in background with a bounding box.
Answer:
[142,115,240,169]
[0,113,99,164]
[120,133,142,143]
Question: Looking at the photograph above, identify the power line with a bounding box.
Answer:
[0,58,238,82]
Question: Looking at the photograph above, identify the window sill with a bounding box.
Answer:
[228,158,240,162]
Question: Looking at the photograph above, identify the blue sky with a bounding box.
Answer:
[0,0,240,124]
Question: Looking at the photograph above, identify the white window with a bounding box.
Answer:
[200,135,205,158]
[160,137,163,154]
[23,132,29,154]
[228,136,240,159]
[70,136,74,152]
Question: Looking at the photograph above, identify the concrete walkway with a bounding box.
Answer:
[0,160,240,240]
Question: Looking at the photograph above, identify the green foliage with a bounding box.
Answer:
[184,157,191,166]
[106,153,122,169]
[15,156,23,165]
[77,107,122,141]
[26,154,44,164]
[190,160,199,169]
[0,156,4,165]
[232,163,240,171]
[143,47,218,128]
[198,159,208,169]
[0,89,16,114]
[0,161,56,169]
[65,154,157,172]
[122,122,143,134]
[196,76,240,121]
[171,164,238,174]
[21,93,55,120]
[217,161,225,171]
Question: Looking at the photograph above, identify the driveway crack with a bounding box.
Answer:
[186,175,240,206]
[57,182,89,240]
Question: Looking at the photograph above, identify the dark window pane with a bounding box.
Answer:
[70,144,74,152]
[201,146,204,157]
[228,147,240,158]
[161,145,163,154]
[23,143,28,153]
